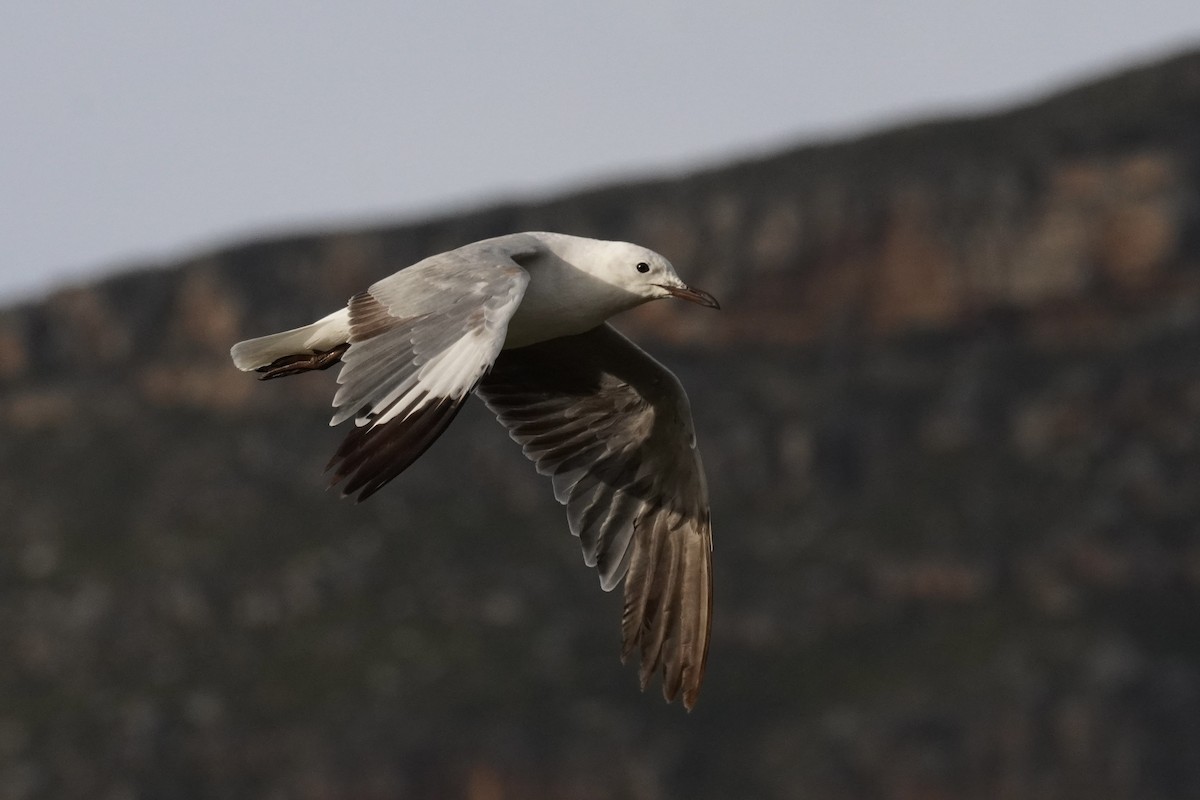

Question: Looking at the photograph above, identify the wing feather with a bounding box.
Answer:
[326,244,532,500]
[478,323,713,709]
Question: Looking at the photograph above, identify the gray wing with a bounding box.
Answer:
[477,324,713,710]
[327,240,535,501]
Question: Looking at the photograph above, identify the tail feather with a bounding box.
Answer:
[230,308,351,371]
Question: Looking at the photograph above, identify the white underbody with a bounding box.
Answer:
[500,258,635,349]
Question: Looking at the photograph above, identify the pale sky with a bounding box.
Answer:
[2,1,1198,301]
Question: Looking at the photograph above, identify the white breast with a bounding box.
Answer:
[502,260,637,349]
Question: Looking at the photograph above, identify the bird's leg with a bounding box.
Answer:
[256,343,350,381]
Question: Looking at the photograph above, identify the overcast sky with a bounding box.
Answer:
[2,1,1198,302]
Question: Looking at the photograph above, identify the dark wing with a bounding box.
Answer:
[327,245,533,501]
[477,323,713,709]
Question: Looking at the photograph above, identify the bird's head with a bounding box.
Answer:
[592,241,721,310]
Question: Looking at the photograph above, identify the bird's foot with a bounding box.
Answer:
[256,343,349,381]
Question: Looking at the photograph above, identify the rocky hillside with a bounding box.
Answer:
[1,48,1199,799]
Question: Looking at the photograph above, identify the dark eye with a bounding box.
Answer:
[636,262,650,273]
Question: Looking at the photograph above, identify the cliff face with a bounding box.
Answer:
[2,49,1200,800]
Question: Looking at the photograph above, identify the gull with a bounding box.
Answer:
[230,231,719,709]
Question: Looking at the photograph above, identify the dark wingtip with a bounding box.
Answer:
[323,396,467,505]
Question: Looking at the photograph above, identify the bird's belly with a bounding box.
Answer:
[501,294,611,350]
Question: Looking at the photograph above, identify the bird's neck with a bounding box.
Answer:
[503,256,642,349]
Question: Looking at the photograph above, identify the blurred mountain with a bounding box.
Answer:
[3,47,1200,800]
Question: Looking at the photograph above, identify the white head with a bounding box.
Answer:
[564,236,721,310]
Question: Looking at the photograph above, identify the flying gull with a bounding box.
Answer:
[230,231,718,709]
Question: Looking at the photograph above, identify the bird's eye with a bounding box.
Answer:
[636,262,650,273]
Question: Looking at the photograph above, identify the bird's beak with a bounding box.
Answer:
[658,283,721,309]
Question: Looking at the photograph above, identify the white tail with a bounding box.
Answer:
[230,308,351,371]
